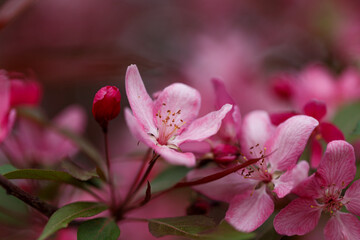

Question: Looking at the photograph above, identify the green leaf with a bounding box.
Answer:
[149,166,190,193]
[4,169,88,189]
[148,215,216,239]
[61,160,98,181]
[38,202,108,240]
[0,187,28,226]
[0,164,17,175]
[333,101,360,140]
[77,218,120,240]
[198,221,254,240]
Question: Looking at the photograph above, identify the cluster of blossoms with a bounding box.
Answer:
[0,64,359,240]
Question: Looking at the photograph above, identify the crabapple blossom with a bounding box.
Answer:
[125,64,232,167]
[274,140,360,240]
[188,111,318,232]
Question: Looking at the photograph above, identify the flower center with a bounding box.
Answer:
[312,184,345,215]
[239,144,272,183]
[155,103,186,145]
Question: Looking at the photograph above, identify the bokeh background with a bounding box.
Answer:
[1,1,360,239]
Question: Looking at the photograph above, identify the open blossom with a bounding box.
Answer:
[124,64,232,167]
[0,70,16,143]
[274,140,360,240]
[188,111,318,232]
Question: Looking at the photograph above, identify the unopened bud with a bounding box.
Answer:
[92,86,121,130]
[213,144,239,163]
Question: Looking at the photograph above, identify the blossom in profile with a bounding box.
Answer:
[92,85,121,130]
[188,112,318,232]
[125,64,232,167]
[2,105,86,167]
[274,140,360,240]
[0,70,16,143]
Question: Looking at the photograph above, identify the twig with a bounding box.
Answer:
[0,174,58,218]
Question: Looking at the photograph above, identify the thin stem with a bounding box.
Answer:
[116,153,160,219]
[126,154,268,212]
[125,148,152,201]
[0,174,58,218]
[103,125,116,209]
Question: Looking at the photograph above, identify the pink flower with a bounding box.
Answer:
[2,105,86,167]
[188,111,318,232]
[274,140,360,239]
[0,70,16,143]
[92,86,121,129]
[293,65,360,114]
[125,64,232,167]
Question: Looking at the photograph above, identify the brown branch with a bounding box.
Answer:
[0,174,58,218]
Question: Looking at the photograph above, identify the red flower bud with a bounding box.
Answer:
[213,143,239,163]
[92,86,121,129]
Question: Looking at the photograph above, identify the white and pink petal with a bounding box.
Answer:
[273,160,310,198]
[225,186,274,232]
[172,104,232,145]
[265,115,318,171]
[240,110,275,158]
[125,65,157,134]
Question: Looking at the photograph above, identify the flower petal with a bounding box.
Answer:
[124,108,157,148]
[319,122,345,142]
[188,167,256,202]
[273,160,309,198]
[265,115,318,171]
[153,144,195,167]
[270,111,298,126]
[240,110,275,158]
[125,64,156,133]
[0,70,11,142]
[324,212,360,240]
[225,186,274,232]
[212,78,241,141]
[172,104,232,145]
[303,100,327,121]
[310,139,323,168]
[153,83,201,128]
[274,198,322,236]
[316,140,356,188]
[344,179,360,216]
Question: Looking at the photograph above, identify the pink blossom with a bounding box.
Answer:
[125,64,232,167]
[293,65,360,114]
[274,140,360,239]
[0,70,16,143]
[188,112,318,232]
[2,105,86,167]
